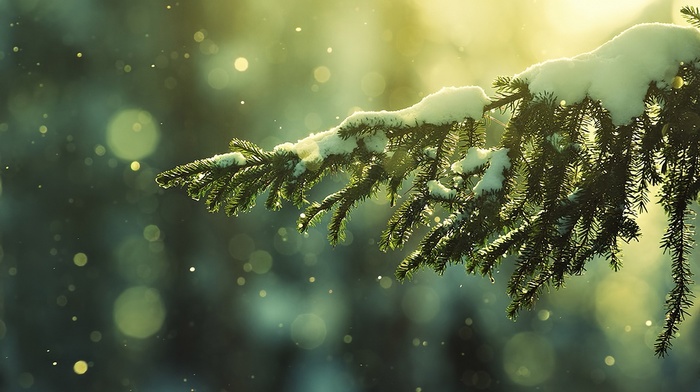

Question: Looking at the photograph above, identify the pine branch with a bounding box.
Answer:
[381,193,430,251]
[157,16,700,357]
[681,6,700,28]
[656,144,698,356]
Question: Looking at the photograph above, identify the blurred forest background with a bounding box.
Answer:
[1,0,700,391]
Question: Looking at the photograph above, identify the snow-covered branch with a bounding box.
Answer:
[157,15,700,357]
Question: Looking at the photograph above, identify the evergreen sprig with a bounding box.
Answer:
[682,6,700,29]
[157,16,700,357]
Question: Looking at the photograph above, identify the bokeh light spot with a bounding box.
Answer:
[379,276,393,289]
[503,332,555,386]
[73,252,88,267]
[199,39,219,55]
[113,286,166,339]
[249,250,273,274]
[73,360,88,375]
[291,313,327,349]
[89,331,102,342]
[234,57,249,72]
[106,109,160,161]
[94,144,106,156]
[143,224,161,242]
[56,295,67,306]
[313,66,331,83]
[672,75,684,89]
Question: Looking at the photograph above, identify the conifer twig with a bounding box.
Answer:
[157,18,700,357]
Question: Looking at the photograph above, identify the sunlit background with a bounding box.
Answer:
[1,0,699,391]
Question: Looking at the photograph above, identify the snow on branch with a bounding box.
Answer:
[273,86,490,177]
[338,85,490,127]
[517,23,700,125]
[157,17,700,357]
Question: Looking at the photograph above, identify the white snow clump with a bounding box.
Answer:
[209,152,246,168]
[338,86,490,129]
[516,23,700,125]
[452,147,511,196]
[427,180,457,200]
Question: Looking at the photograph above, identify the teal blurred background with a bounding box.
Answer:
[1,0,699,391]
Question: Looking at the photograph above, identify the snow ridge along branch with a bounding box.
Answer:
[156,14,700,357]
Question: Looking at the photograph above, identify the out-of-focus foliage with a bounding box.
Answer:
[2,1,700,392]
